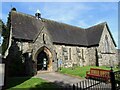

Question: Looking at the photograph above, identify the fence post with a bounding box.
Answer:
[110,67,116,90]
[73,84,75,90]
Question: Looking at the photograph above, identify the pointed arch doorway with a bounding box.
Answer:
[36,46,52,72]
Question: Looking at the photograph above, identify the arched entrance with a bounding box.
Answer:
[36,46,52,71]
[37,50,48,70]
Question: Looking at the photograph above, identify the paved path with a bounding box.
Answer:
[34,72,85,86]
[34,72,111,89]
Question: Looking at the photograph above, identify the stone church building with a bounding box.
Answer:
[4,8,118,76]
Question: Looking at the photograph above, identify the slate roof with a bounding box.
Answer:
[10,11,116,47]
[43,19,88,46]
[86,23,105,46]
[11,11,43,41]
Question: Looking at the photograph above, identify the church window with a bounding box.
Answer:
[63,47,68,60]
[76,48,81,57]
[81,49,85,62]
[64,56,68,60]
[63,47,67,55]
[76,48,81,53]
[69,48,71,60]
[104,35,109,53]
[43,33,46,44]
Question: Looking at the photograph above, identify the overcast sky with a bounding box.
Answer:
[1,2,118,48]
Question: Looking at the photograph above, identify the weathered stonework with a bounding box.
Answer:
[97,25,118,66]
[54,45,97,68]
[5,10,118,76]
[6,23,118,76]
[32,27,57,72]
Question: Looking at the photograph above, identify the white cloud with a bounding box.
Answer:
[77,20,89,28]
[94,20,106,25]
[42,3,93,24]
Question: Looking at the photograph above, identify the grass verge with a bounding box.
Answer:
[6,77,60,90]
[59,66,119,78]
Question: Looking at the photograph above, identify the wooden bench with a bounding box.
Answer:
[86,68,111,82]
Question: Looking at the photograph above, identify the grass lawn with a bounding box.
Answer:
[59,66,119,78]
[6,77,60,90]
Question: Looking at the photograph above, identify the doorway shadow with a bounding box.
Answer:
[37,50,48,71]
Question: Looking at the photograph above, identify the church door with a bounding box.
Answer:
[37,50,48,71]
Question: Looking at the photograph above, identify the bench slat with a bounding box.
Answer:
[86,68,110,82]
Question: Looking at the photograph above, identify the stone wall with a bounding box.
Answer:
[17,41,32,53]
[32,27,57,71]
[86,47,97,66]
[53,25,118,68]
[13,27,58,73]
[97,25,118,66]
[54,45,97,68]
[9,24,118,74]
[117,49,120,67]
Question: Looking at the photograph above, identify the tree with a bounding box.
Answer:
[1,12,11,55]
[2,10,26,76]
[0,19,3,34]
[0,19,6,54]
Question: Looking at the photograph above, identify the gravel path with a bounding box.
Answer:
[34,72,111,89]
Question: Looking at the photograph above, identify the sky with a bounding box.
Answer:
[1,2,119,48]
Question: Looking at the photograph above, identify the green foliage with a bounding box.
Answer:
[0,19,6,34]
[1,12,24,78]
[59,66,119,78]
[0,19,6,54]
[1,12,11,55]
[0,19,3,34]
[6,42,25,76]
